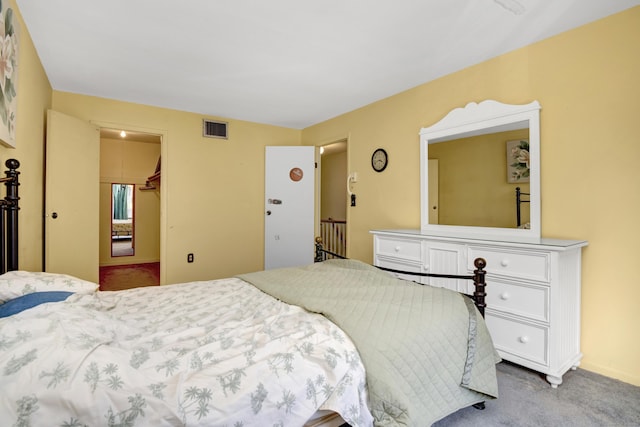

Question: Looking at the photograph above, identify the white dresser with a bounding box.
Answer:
[371,229,588,387]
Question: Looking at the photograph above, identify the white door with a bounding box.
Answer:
[264,146,315,270]
[45,110,100,282]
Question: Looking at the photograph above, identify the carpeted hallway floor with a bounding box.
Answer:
[99,262,160,291]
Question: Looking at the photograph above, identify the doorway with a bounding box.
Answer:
[318,139,348,257]
[99,128,161,290]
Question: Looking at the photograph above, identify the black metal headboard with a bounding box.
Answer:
[516,186,530,227]
[0,159,20,273]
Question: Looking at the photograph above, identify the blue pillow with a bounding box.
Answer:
[0,291,74,318]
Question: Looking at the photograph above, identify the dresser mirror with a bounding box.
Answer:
[420,100,541,241]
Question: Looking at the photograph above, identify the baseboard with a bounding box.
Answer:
[579,361,640,387]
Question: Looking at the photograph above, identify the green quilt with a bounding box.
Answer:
[239,259,500,426]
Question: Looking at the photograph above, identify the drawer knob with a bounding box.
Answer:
[500,292,510,300]
[394,246,401,253]
[518,336,530,344]
[500,259,510,267]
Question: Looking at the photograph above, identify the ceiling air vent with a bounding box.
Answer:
[203,119,228,139]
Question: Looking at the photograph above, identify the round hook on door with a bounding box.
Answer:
[266,210,272,216]
[51,212,58,219]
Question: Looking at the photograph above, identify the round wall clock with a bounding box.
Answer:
[371,148,388,172]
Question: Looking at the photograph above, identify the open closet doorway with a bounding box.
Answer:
[318,139,348,257]
[99,128,161,291]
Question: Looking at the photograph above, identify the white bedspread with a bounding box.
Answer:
[0,278,371,426]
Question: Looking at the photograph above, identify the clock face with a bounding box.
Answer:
[371,148,388,172]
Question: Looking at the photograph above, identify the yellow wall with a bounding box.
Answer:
[429,129,529,227]
[100,138,161,266]
[0,0,52,271]
[303,8,640,385]
[51,92,301,284]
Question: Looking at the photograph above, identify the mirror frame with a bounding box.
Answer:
[420,99,541,241]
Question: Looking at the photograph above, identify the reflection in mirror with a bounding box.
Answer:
[420,100,541,241]
[111,183,135,257]
[428,126,529,227]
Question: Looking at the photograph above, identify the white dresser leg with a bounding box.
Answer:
[546,374,563,388]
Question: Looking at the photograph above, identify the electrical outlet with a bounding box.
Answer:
[187,253,194,263]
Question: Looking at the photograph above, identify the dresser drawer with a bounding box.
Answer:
[486,279,549,322]
[485,313,548,366]
[468,246,550,283]
[374,236,421,262]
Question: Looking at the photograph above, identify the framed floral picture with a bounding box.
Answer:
[0,0,18,148]
[506,139,529,183]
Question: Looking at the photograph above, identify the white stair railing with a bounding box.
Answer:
[320,219,346,258]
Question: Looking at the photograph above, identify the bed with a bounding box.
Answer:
[0,158,500,426]
[112,219,133,238]
[516,186,530,228]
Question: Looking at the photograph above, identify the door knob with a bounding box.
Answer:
[51,212,58,219]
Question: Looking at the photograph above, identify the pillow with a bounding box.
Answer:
[0,270,98,305]
[0,291,74,318]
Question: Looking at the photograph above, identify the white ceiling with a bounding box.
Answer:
[16,0,640,129]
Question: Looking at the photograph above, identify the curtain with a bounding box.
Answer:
[113,184,129,220]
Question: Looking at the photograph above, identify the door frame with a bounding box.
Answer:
[93,120,168,285]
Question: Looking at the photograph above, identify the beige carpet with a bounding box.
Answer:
[99,262,160,291]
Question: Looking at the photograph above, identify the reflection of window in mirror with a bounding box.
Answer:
[111,183,135,257]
